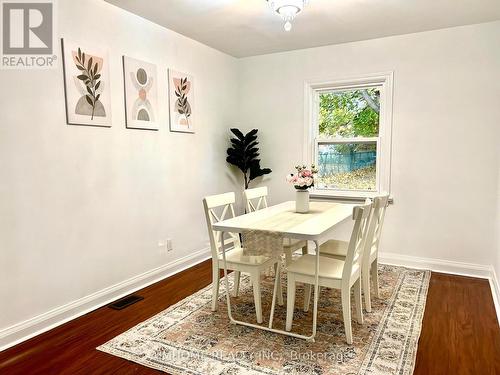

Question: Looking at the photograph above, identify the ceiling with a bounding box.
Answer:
[104,0,500,58]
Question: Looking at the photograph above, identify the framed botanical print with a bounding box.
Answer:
[168,69,194,133]
[61,39,112,127]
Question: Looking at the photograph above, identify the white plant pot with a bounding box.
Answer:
[295,190,310,213]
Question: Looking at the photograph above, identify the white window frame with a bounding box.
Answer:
[303,72,393,200]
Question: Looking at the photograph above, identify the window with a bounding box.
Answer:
[304,73,393,198]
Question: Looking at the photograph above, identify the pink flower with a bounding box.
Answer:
[287,164,316,189]
[301,169,312,177]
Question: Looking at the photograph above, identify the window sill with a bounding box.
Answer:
[310,190,394,204]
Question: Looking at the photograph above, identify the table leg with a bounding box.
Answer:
[219,231,320,341]
[268,259,281,328]
[220,231,236,324]
[309,240,320,342]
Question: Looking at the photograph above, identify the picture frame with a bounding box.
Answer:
[123,56,159,130]
[61,39,112,127]
[168,69,194,133]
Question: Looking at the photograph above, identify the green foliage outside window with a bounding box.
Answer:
[319,88,380,137]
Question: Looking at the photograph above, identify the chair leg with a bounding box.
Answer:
[371,259,380,298]
[274,262,284,306]
[362,266,372,313]
[232,271,241,297]
[303,283,312,312]
[211,265,220,312]
[341,287,353,345]
[353,279,364,324]
[251,272,263,324]
[285,274,296,331]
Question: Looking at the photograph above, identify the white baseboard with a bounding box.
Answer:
[379,252,493,278]
[0,248,211,352]
[379,251,500,326]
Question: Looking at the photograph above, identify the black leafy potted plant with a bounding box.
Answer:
[226,128,272,190]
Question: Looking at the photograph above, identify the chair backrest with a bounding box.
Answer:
[364,194,389,261]
[202,192,241,260]
[244,186,268,213]
[342,201,372,283]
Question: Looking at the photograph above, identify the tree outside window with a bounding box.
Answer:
[316,88,380,191]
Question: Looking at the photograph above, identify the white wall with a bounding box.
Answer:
[0,0,238,334]
[238,21,500,268]
[1,2,499,348]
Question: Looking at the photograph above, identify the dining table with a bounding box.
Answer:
[212,200,356,342]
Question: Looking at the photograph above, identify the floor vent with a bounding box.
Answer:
[108,294,144,310]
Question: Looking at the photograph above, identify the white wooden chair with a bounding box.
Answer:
[319,194,389,312]
[244,186,308,265]
[285,202,372,344]
[203,192,283,324]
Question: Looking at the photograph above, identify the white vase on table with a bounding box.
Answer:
[295,190,310,213]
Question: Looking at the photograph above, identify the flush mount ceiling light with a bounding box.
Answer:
[267,0,308,32]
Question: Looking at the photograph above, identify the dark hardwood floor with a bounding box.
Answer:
[1,261,499,374]
[414,273,500,375]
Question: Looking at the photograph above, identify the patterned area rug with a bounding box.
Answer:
[98,265,430,375]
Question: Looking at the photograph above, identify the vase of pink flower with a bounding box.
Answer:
[286,164,318,213]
